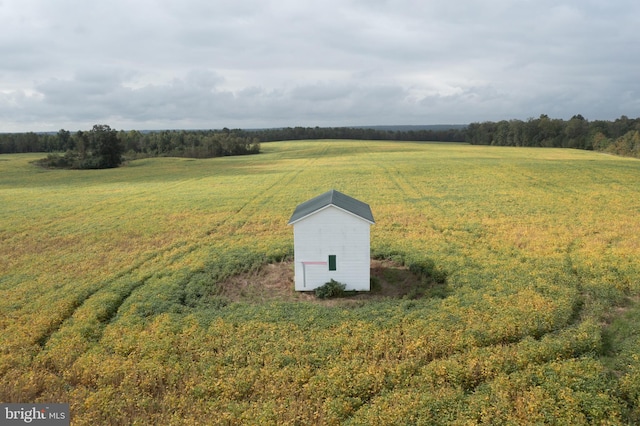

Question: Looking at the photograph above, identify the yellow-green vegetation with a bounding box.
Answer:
[1,141,639,424]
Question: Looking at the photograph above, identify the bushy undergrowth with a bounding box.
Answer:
[373,246,447,285]
[314,279,347,299]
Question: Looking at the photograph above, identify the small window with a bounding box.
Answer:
[328,255,337,271]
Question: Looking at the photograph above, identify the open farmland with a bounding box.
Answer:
[1,140,640,424]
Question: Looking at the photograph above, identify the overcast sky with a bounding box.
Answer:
[1,0,639,132]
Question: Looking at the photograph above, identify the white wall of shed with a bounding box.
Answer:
[292,206,371,291]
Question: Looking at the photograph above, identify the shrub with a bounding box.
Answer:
[315,279,346,299]
[33,151,78,169]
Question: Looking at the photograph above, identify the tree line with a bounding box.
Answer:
[0,125,463,158]
[466,114,640,157]
[116,128,261,159]
[1,125,261,169]
[231,126,466,143]
[2,115,640,163]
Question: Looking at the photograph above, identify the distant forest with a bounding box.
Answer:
[466,115,640,158]
[1,115,639,159]
[0,125,464,157]
[0,127,261,160]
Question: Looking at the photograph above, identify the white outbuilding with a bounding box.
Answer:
[288,189,375,291]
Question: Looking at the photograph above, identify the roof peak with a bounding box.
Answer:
[288,189,375,225]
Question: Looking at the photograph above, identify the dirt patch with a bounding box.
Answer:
[216,259,436,305]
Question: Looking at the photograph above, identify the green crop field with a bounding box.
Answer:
[1,141,640,424]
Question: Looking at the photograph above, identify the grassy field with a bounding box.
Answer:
[1,141,639,424]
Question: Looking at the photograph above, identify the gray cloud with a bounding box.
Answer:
[1,0,639,131]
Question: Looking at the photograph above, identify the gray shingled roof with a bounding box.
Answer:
[288,189,375,225]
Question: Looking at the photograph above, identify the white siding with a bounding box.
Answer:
[293,206,371,291]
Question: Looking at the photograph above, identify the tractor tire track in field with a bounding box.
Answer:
[33,177,193,234]
[204,145,328,237]
[360,142,431,201]
[36,147,327,355]
[36,237,201,351]
[35,245,186,349]
[35,172,252,350]
[361,142,447,221]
